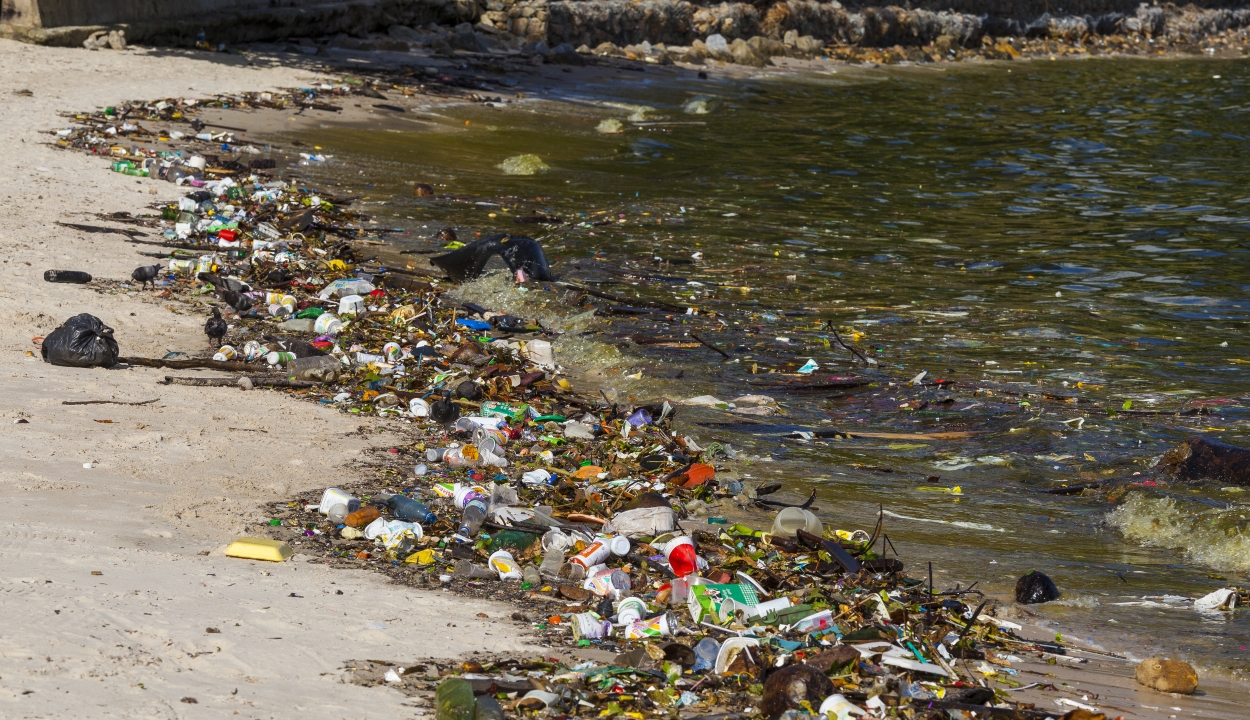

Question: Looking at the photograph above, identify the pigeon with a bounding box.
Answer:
[216,289,253,317]
[204,307,227,348]
[131,264,161,289]
[429,393,460,427]
[197,271,250,294]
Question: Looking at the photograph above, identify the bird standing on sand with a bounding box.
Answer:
[131,264,161,290]
[204,307,227,348]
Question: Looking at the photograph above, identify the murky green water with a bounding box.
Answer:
[284,58,1250,676]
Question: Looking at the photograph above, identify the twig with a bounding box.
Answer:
[62,398,159,406]
[831,328,870,365]
[689,332,730,361]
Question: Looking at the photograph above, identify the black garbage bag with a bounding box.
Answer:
[41,314,120,368]
[1015,570,1060,604]
[431,233,553,282]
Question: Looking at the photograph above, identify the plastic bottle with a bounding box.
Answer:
[288,354,340,381]
[456,495,488,541]
[539,550,564,580]
[328,503,350,525]
[434,678,475,720]
[383,493,437,524]
[44,270,93,284]
[266,351,295,366]
[345,506,380,528]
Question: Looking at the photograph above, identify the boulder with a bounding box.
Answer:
[1135,658,1198,694]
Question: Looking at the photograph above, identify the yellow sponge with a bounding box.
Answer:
[225,537,293,562]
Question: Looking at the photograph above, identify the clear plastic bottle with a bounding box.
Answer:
[382,492,437,524]
[456,496,488,541]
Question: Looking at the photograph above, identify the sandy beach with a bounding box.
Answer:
[0,40,540,718]
[2,37,1249,719]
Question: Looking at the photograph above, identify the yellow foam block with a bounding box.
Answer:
[225,537,293,562]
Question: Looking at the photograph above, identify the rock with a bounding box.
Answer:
[547,42,585,65]
[934,34,957,51]
[107,30,127,50]
[761,664,833,717]
[730,38,767,66]
[388,24,424,41]
[795,35,824,56]
[237,376,253,391]
[783,29,799,46]
[1015,570,1060,604]
[1135,658,1198,694]
[593,41,623,55]
[522,39,550,55]
[704,33,731,59]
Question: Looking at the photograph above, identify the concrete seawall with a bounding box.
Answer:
[4,0,1249,51]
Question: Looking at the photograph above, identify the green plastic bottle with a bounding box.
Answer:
[435,678,475,720]
[480,400,527,421]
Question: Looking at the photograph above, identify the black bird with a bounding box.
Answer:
[197,272,250,294]
[204,307,227,348]
[430,393,460,427]
[131,264,161,289]
[216,289,253,317]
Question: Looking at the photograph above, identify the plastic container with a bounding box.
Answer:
[313,313,342,335]
[714,637,761,675]
[242,340,268,361]
[382,341,403,363]
[692,637,720,673]
[318,487,359,515]
[409,398,431,417]
[338,294,365,316]
[488,550,523,580]
[606,535,630,556]
[569,540,611,571]
[771,507,824,539]
[266,351,295,366]
[662,536,699,578]
[571,613,612,641]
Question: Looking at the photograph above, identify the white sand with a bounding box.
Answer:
[0,40,534,717]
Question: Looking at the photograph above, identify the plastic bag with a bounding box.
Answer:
[41,314,119,367]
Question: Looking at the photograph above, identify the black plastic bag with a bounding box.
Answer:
[41,314,120,368]
[431,234,553,282]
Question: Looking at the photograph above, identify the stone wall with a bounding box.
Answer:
[3,0,1250,49]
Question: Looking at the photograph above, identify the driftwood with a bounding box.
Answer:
[1159,435,1250,485]
[63,398,159,406]
[120,356,257,372]
[161,376,316,388]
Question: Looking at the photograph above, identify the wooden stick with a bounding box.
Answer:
[120,356,257,372]
[160,376,316,388]
[62,398,159,406]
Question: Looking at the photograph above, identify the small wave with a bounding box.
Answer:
[882,509,1005,533]
[1107,492,1250,573]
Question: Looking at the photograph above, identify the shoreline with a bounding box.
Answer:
[4,36,1245,715]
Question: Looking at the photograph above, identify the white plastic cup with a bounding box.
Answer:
[488,550,523,580]
[616,596,648,625]
[409,398,431,417]
[213,345,237,361]
[338,294,365,317]
[624,612,673,639]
